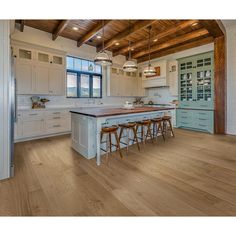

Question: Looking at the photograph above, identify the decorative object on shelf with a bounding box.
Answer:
[31,96,50,109]
[133,97,144,107]
[94,20,112,66]
[123,21,138,72]
[123,101,134,110]
[143,26,156,77]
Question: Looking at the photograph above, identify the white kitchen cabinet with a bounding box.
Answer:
[107,66,145,97]
[22,119,44,137]
[168,60,178,96]
[14,109,71,142]
[12,43,66,95]
[49,67,65,95]
[34,64,49,94]
[15,61,34,94]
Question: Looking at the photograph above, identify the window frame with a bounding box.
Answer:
[66,56,103,99]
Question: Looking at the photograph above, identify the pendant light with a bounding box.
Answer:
[94,20,112,66]
[143,26,156,77]
[123,21,138,72]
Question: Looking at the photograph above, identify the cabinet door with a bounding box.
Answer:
[194,52,214,109]
[178,57,195,108]
[22,120,44,137]
[36,51,50,65]
[110,73,119,96]
[49,67,65,95]
[15,61,33,94]
[15,47,34,62]
[51,54,64,68]
[34,65,49,94]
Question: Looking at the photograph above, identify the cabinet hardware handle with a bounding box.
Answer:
[53,112,60,114]
[14,55,17,58]
[29,113,38,116]
[199,118,207,121]
[53,125,61,127]
[199,124,206,127]
[53,117,61,119]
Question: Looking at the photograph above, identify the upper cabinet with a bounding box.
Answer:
[178,51,214,109]
[13,44,66,95]
[107,66,145,97]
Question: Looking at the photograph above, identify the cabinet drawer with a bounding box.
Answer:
[23,111,44,120]
[45,118,71,133]
[45,110,70,118]
[178,121,192,127]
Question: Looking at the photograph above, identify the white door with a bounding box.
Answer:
[34,64,49,94]
[15,61,33,94]
[49,67,65,95]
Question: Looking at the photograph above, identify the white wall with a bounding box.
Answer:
[0,20,11,180]
[11,26,137,108]
[226,25,236,135]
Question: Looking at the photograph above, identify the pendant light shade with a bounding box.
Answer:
[94,50,112,66]
[94,20,113,67]
[123,59,138,72]
[143,26,156,77]
[143,63,156,76]
[123,21,138,72]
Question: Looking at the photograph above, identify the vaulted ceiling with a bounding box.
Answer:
[15,20,225,63]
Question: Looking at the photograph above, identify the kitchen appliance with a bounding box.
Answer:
[10,49,16,177]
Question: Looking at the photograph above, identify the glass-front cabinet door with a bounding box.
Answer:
[178,51,214,109]
[179,58,194,108]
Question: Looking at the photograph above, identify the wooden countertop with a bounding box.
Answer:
[70,107,174,118]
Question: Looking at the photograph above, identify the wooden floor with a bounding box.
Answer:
[1,129,236,216]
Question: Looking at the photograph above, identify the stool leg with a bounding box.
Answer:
[106,134,109,164]
[109,132,112,153]
[119,127,124,141]
[145,124,153,143]
[114,131,123,159]
[158,122,165,141]
[141,125,144,144]
[168,120,175,137]
[132,127,140,151]
[126,128,129,154]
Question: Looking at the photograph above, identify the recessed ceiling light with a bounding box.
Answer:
[72,26,79,31]
[192,22,198,27]
[96,35,102,39]
[131,48,134,51]
[115,42,120,46]
[153,38,158,42]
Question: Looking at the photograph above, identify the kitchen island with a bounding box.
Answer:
[70,107,174,165]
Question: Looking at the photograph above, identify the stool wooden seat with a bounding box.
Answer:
[136,119,153,144]
[162,116,175,137]
[151,117,165,141]
[119,122,140,154]
[100,125,123,163]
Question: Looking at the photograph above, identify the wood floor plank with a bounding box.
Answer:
[0,128,236,216]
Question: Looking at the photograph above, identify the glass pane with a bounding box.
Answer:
[19,49,32,60]
[82,60,89,71]
[38,52,49,62]
[67,72,77,97]
[95,65,102,74]
[67,57,74,70]
[80,74,90,97]
[93,76,101,97]
[74,58,82,71]
[53,56,63,65]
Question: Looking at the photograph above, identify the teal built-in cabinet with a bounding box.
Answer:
[177,51,214,134]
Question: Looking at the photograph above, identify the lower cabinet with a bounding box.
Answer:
[14,109,71,142]
[176,109,214,133]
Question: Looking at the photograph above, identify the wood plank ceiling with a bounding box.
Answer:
[15,19,222,63]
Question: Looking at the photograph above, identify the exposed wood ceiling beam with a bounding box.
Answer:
[96,20,157,52]
[77,20,111,47]
[133,28,209,59]
[20,20,25,32]
[137,36,214,63]
[52,20,70,41]
[113,20,199,57]
[199,20,225,38]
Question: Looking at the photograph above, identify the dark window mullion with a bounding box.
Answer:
[90,74,93,98]
[77,72,80,98]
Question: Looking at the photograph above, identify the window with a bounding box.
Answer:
[66,56,102,98]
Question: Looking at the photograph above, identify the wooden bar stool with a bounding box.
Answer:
[135,119,153,144]
[100,125,123,163]
[151,117,165,141]
[162,116,175,138]
[119,122,140,154]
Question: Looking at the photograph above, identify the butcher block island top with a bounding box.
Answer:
[70,106,174,118]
